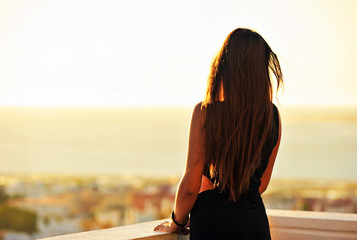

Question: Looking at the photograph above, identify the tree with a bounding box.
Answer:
[0,187,8,204]
[0,205,37,234]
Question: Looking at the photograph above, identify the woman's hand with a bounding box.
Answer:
[153,220,189,235]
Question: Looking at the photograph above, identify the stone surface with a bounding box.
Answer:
[38,210,357,240]
[37,219,188,240]
[268,209,357,240]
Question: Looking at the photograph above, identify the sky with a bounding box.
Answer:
[0,0,356,107]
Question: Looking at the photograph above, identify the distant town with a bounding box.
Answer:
[0,174,356,240]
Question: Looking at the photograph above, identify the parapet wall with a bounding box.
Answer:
[38,209,357,240]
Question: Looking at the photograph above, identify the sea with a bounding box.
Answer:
[0,105,356,181]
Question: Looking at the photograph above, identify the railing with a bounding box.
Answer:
[38,210,357,240]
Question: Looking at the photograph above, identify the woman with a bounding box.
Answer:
[154,28,283,239]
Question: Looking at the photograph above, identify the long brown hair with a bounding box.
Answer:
[202,28,283,201]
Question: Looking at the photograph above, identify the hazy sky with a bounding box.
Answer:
[0,0,356,106]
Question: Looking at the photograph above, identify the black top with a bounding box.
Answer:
[202,103,279,203]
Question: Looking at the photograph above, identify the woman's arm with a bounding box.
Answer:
[259,109,282,194]
[154,103,205,233]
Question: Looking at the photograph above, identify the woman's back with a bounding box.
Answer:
[189,103,280,240]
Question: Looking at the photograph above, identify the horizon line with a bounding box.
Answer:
[0,103,357,108]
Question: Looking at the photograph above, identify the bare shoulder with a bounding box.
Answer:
[186,102,205,165]
[191,102,204,123]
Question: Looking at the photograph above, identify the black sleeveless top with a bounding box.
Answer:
[202,103,280,203]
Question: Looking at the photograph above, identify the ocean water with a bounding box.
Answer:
[0,106,356,180]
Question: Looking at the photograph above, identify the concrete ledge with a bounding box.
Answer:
[38,210,357,240]
[37,219,188,240]
[268,209,357,240]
